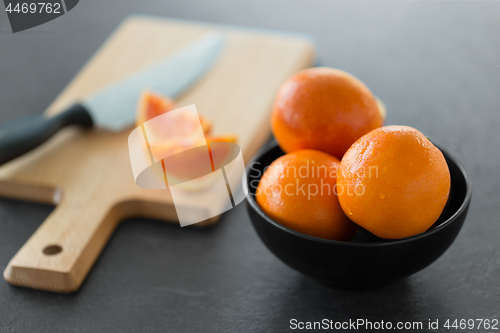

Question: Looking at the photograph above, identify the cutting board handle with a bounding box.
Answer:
[3,194,122,293]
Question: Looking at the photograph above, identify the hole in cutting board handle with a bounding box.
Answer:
[43,245,63,255]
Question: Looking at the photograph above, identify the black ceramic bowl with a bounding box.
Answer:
[245,141,472,289]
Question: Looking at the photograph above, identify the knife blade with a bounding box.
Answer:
[0,31,225,166]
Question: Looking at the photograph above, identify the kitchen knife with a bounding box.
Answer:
[0,31,225,166]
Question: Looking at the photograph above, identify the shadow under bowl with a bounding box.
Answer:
[245,141,472,289]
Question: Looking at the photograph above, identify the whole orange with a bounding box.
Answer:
[256,150,357,241]
[271,67,384,160]
[337,125,451,239]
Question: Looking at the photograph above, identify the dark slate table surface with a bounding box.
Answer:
[0,1,499,332]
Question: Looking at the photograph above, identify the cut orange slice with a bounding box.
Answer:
[162,135,239,190]
[207,135,238,170]
[135,91,238,191]
[136,90,175,127]
[163,135,238,180]
[136,90,212,134]
[207,134,237,144]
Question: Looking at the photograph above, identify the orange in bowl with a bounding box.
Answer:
[256,149,357,241]
[337,125,451,239]
[271,67,384,160]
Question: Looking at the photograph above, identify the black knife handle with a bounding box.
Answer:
[0,103,93,166]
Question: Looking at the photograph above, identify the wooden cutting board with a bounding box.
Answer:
[0,15,315,293]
